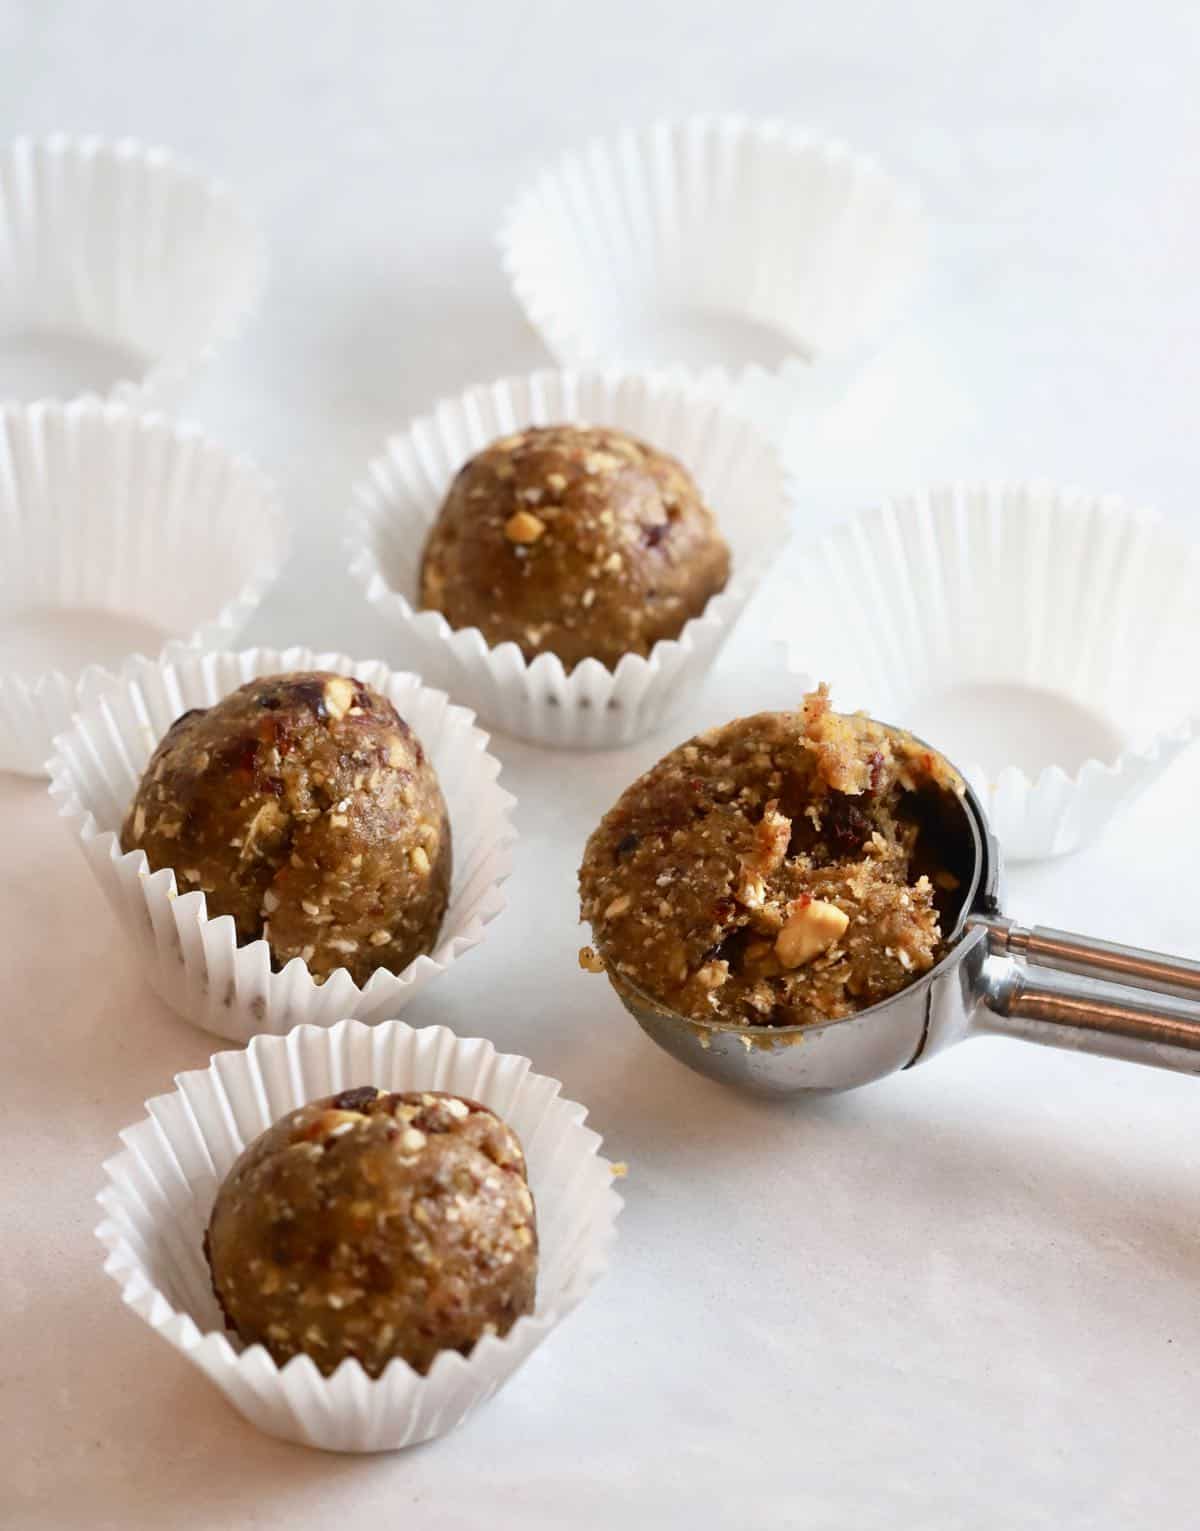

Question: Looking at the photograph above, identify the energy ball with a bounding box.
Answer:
[419,424,731,671]
[579,686,966,1029]
[121,672,451,986]
[205,1088,537,1377]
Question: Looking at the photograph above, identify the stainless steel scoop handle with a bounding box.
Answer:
[978,967,1200,1074]
[979,915,1200,1002]
[969,915,1200,1075]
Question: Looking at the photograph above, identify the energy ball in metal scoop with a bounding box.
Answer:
[419,424,731,671]
[121,671,451,985]
[204,1088,538,1377]
[579,685,967,1029]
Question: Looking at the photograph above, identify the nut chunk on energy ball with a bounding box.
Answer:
[205,1088,537,1377]
[419,424,730,671]
[121,671,451,985]
[579,686,965,1028]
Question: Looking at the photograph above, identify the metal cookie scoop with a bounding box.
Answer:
[606,733,1200,1096]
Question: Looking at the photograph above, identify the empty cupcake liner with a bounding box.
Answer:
[776,484,1200,860]
[96,1017,622,1452]
[0,400,287,777]
[48,645,515,1041]
[0,134,265,410]
[346,367,792,749]
[497,116,925,409]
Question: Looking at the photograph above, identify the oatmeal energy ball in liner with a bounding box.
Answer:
[121,671,451,986]
[579,686,965,1029]
[205,1088,537,1377]
[419,424,731,671]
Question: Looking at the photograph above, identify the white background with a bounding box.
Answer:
[3,3,1200,1528]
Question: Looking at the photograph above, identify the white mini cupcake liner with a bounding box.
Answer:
[0,400,286,777]
[497,116,924,405]
[347,367,791,749]
[776,483,1200,860]
[48,645,515,1041]
[96,1017,622,1452]
[0,134,265,410]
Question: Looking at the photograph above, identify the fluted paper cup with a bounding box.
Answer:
[48,645,515,1040]
[96,1018,622,1452]
[0,134,265,410]
[777,484,1200,860]
[0,400,286,777]
[498,116,924,411]
[346,368,791,749]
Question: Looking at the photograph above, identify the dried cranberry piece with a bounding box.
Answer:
[825,797,871,854]
[332,1085,380,1112]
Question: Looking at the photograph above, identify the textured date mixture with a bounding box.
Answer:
[121,672,450,986]
[205,1088,537,1377]
[579,687,964,1028]
[419,424,730,671]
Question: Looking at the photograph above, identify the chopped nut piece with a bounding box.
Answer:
[605,893,632,918]
[585,450,621,474]
[504,509,546,544]
[775,899,850,968]
[748,800,791,875]
[303,1108,367,1141]
[735,869,766,909]
[695,960,730,990]
[322,675,357,721]
[410,846,431,875]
